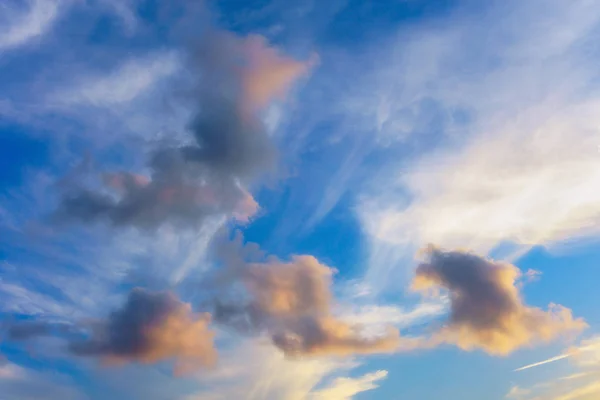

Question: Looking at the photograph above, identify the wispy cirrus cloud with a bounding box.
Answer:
[0,0,62,52]
[508,336,600,399]
[292,0,600,290]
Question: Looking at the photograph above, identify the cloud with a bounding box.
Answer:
[411,247,586,355]
[241,34,318,111]
[69,288,216,375]
[310,370,388,400]
[0,360,86,400]
[350,0,600,289]
[189,339,360,400]
[6,320,73,340]
[516,335,600,372]
[206,237,403,357]
[509,335,600,399]
[56,30,314,231]
[55,52,179,106]
[514,353,570,372]
[0,0,60,51]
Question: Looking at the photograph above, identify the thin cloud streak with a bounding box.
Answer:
[514,354,570,372]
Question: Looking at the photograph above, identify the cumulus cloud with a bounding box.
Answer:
[69,288,216,375]
[411,247,586,355]
[56,30,314,230]
[207,238,402,357]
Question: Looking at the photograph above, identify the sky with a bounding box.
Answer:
[1,0,600,399]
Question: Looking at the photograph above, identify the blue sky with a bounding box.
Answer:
[1,0,600,399]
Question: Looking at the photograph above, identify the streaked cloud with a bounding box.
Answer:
[352,0,600,289]
[189,339,360,400]
[56,31,313,232]
[0,0,61,51]
[514,354,571,372]
[55,52,180,107]
[309,369,388,400]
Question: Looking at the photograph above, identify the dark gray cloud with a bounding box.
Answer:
[69,288,216,374]
[56,31,313,230]
[6,321,74,341]
[412,246,587,355]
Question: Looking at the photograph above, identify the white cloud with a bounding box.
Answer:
[351,0,600,288]
[0,0,61,51]
[309,370,388,400]
[338,301,446,336]
[99,0,139,34]
[188,339,359,400]
[55,52,180,107]
[509,336,600,399]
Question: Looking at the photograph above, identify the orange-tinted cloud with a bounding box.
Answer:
[241,34,316,112]
[244,255,333,317]
[273,315,401,357]
[412,247,587,355]
[232,190,259,223]
[210,246,401,357]
[70,288,216,375]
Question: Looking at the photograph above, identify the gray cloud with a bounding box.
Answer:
[6,321,74,341]
[203,236,402,357]
[69,288,216,375]
[56,31,313,230]
[412,246,587,355]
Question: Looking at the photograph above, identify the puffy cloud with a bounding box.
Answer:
[412,247,586,355]
[70,288,216,375]
[207,239,402,357]
[310,370,388,400]
[56,31,314,230]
